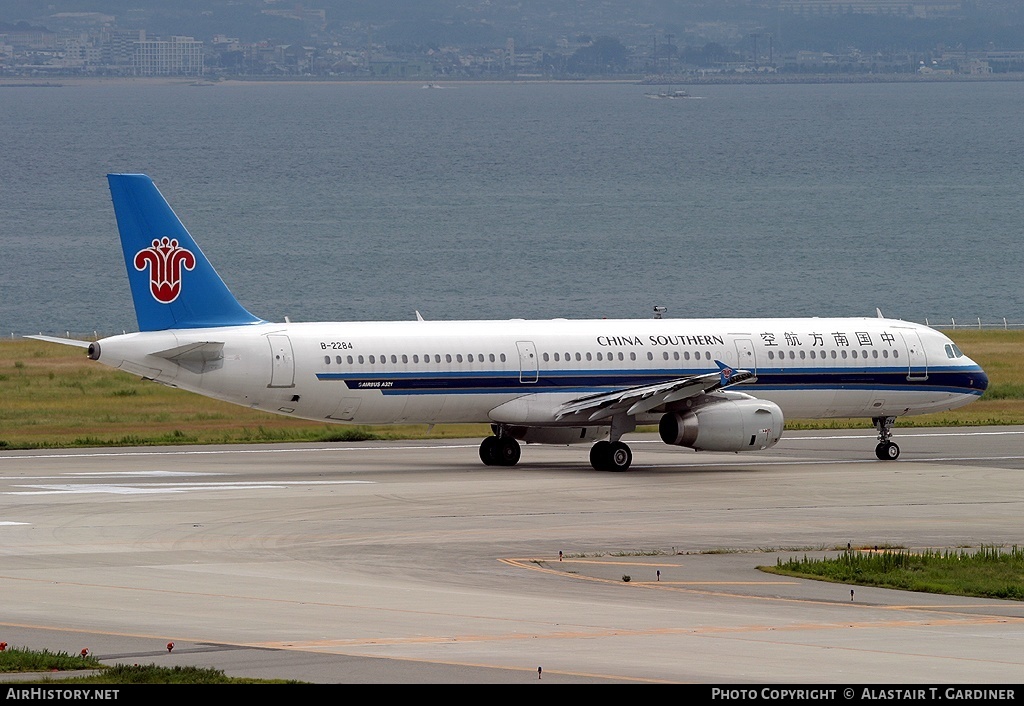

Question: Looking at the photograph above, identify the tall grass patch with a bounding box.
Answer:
[764,545,1024,600]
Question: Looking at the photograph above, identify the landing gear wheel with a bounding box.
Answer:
[590,441,611,470]
[479,436,501,466]
[875,441,900,461]
[497,437,521,466]
[607,441,633,471]
[590,440,633,471]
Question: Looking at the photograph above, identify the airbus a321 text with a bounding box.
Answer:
[30,174,989,471]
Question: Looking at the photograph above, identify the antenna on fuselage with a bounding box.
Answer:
[653,306,667,319]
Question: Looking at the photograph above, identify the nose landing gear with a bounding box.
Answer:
[873,416,900,460]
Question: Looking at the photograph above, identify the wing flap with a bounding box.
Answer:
[557,360,755,422]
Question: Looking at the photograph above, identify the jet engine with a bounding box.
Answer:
[659,397,784,452]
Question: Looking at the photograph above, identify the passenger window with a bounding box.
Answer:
[799,350,806,359]
[347,355,353,364]
[490,353,496,362]
[445,354,452,363]
[500,353,507,362]
[369,355,375,364]
[324,356,330,364]
[596,352,603,361]
[586,352,592,361]
[358,355,364,364]
[662,352,669,361]
[402,354,408,364]
[629,352,636,361]
[456,354,463,363]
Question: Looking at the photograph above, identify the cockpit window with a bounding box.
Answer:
[952,344,964,358]
[945,344,954,359]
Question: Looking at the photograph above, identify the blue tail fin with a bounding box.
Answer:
[107,174,263,331]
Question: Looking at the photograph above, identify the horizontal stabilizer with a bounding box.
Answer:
[24,335,91,349]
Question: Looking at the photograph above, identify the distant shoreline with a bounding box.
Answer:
[2,72,1024,88]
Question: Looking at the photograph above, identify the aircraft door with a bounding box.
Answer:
[900,330,928,381]
[516,341,538,383]
[267,334,296,388]
[734,338,757,374]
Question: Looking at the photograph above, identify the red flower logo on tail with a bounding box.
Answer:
[134,237,196,304]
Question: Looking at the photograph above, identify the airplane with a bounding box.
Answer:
[29,174,989,471]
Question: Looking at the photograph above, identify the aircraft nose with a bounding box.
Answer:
[972,370,989,393]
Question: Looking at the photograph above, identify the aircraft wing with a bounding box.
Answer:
[555,360,755,422]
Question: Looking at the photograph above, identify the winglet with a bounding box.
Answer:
[715,360,754,387]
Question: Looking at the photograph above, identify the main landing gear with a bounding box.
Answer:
[479,428,521,466]
[478,424,636,471]
[589,440,633,471]
[873,416,900,460]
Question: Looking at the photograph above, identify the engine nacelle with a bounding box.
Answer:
[659,398,784,452]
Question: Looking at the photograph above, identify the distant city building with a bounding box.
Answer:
[778,1,962,16]
[134,35,203,76]
[104,28,145,69]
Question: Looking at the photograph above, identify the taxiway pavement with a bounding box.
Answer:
[1,427,1022,684]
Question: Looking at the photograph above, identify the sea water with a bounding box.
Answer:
[2,79,1022,336]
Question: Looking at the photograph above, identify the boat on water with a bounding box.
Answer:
[644,89,692,99]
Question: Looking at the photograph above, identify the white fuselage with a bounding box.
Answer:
[90,316,987,432]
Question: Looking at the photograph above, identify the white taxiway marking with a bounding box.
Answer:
[2,480,374,496]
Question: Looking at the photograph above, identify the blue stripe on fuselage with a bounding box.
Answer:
[315,366,987,397]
